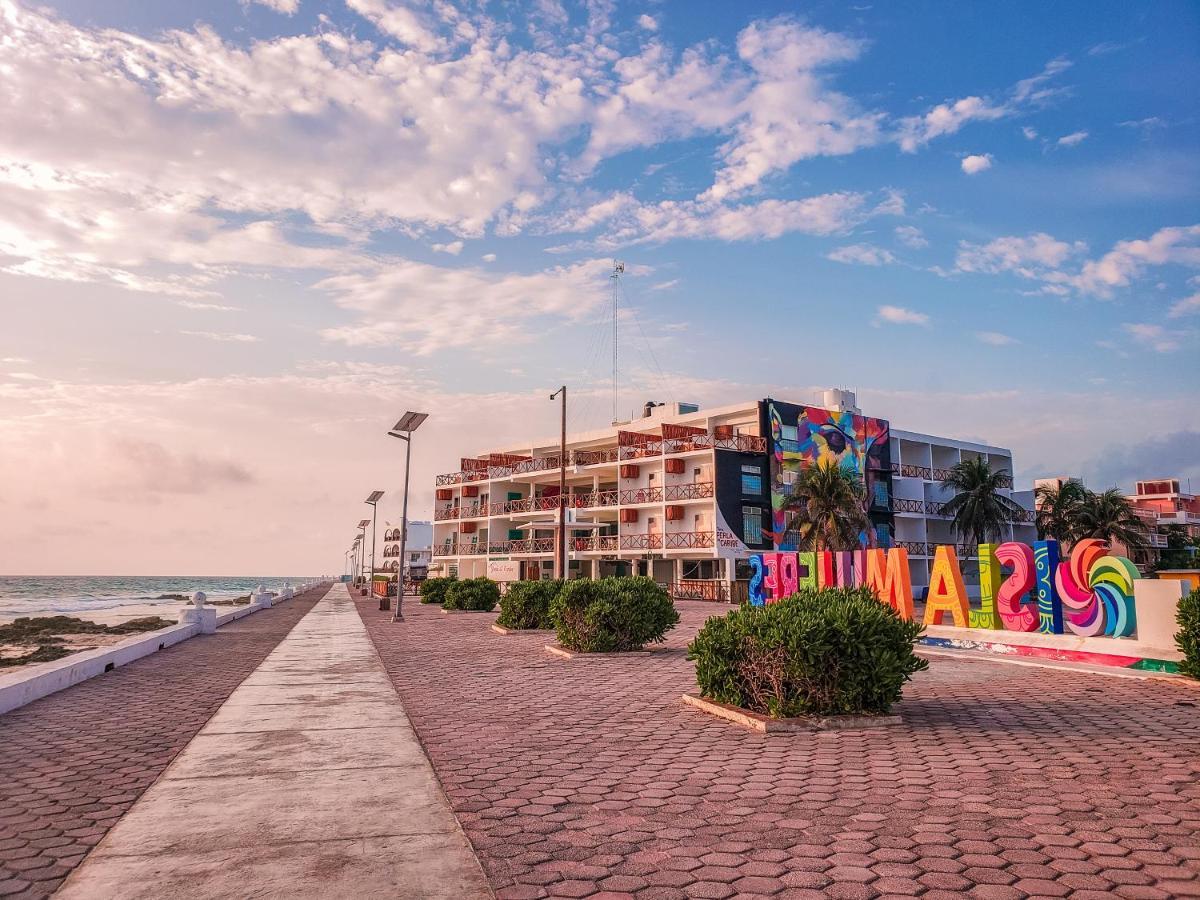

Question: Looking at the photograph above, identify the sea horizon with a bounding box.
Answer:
[0,575,324,621]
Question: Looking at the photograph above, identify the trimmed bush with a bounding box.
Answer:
[687,586,927,718]
[497,579,561,630]
[550,576,679,652]
[444,577,500,612]
[419,576,456,605]
[1178,587,1200,680]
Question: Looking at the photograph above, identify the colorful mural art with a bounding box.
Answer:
[761,400,892,550]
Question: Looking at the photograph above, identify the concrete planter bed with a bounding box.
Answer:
[491,624,552,635]
[681,693,902,733]
[440,608,497,614]
[543,643,661,659]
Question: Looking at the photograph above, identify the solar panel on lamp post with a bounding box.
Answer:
[387,411,428,622]
[363,498,383,601]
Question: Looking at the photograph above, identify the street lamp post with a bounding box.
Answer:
[356,520,370,590]
[387,411,429,622]
[364,495,384,603]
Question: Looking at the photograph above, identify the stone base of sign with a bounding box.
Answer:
[681,694,902,733]
[491,624,553,635]
[543,643,655,659]
[921,623,1183,673]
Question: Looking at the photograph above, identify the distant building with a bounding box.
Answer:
[430,391,1035,599]
[381,521,432,579]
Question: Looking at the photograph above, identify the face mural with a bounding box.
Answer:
[765,401,892,548]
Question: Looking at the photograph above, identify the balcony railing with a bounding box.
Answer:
[573,448,620,466]
[669,580,730,602]
[620,486,664,504]
[892,498,926,514]
[891,463,934,480]
[620,533,663,550]
[433,543,460,557]
[572,535,619,552]
[488,537,555,554]
[572,489,619,508]
[664,531,715,549]
[664,482,714,501]
[895,540,928,555]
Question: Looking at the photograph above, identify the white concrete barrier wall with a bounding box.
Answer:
[0,581,330,716]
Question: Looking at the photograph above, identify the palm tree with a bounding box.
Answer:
[939,458,1025,547]
[1075,488,1146,550]
[1034,479,1088,545]
[781,459,871,552]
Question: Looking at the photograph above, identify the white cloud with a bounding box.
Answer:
[1057,130,1088,147]
[432,241,464,255]
[649,279,679,291]
[1012,57,1072,104]
[827,243,896,266]
[177,301,242,311]
[247,0,300,13]
[873,305,929,326]
[481,253,497,263]
[1168,293,1200,317]
[637,14,658,31]
[1122,323,1180,353]
[343,0,444,52]
[180,331,261,343]
[1022,126,1038,140]
[316,258,614,353]
[976,331,1017,346]
[961,153,993,175]
[955,233,1086,274]
[894,225,928,248]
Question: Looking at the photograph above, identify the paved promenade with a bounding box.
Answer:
[357,598,1200,900]
[0,584,327,899]
[56,585,489,898]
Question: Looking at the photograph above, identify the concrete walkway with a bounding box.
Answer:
[56,585,490,899]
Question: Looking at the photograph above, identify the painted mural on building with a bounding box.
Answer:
[762,400,892,550]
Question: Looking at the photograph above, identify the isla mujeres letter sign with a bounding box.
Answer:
[748,538,1140,639]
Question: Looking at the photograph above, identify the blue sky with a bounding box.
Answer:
[1,0,1197,573]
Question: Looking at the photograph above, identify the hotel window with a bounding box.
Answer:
[742,507,763,545]
[740,464,762,495]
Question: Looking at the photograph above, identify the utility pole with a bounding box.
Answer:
[550,385,567,580]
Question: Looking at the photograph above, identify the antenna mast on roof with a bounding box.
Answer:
[610,260,624,425]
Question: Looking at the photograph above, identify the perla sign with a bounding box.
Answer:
[748,538,1140,638]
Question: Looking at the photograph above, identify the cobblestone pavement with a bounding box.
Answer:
[0,586,327,899]
[358,598,1200,900]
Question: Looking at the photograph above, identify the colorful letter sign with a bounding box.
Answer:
[746,539,1143,642]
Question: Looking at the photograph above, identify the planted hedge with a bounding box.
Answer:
[496,579,561,630]
[419,576,456,605]
[1178,587,1200,680]
[550,576,679,652]
[687,587,927,717]
[444,577,500,612]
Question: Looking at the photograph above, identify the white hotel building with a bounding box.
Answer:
[431,390,1036,600]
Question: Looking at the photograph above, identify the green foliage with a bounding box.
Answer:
[497,579,561,629]
[781,459,869,552]
[419,576,456,605]
[1177,587,1200,680]
[550,576,679,652]
[939,458,1025,547]
[443,577,500,611]
[687,586,927,717]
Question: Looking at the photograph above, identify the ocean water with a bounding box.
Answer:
[0,576,319,621]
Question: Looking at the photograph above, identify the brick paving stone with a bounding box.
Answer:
[0,586,327,899]
[356,598,1200,900]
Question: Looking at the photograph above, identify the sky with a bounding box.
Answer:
[1,0,1198,575]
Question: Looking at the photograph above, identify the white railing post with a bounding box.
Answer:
[179,591,217,634]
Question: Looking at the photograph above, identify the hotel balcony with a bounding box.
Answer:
[890,462,1013,489]
[571,535,619,552]
[618,531,716,551]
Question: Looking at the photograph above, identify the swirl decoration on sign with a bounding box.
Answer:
[1054,538,1139,638]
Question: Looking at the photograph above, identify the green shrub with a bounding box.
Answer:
[444,577,500,612]
[497,579,561,629]
[419,576,456,605]
[687,586,927,717]
[550,576,679,652]
[1178,587,1200,680]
